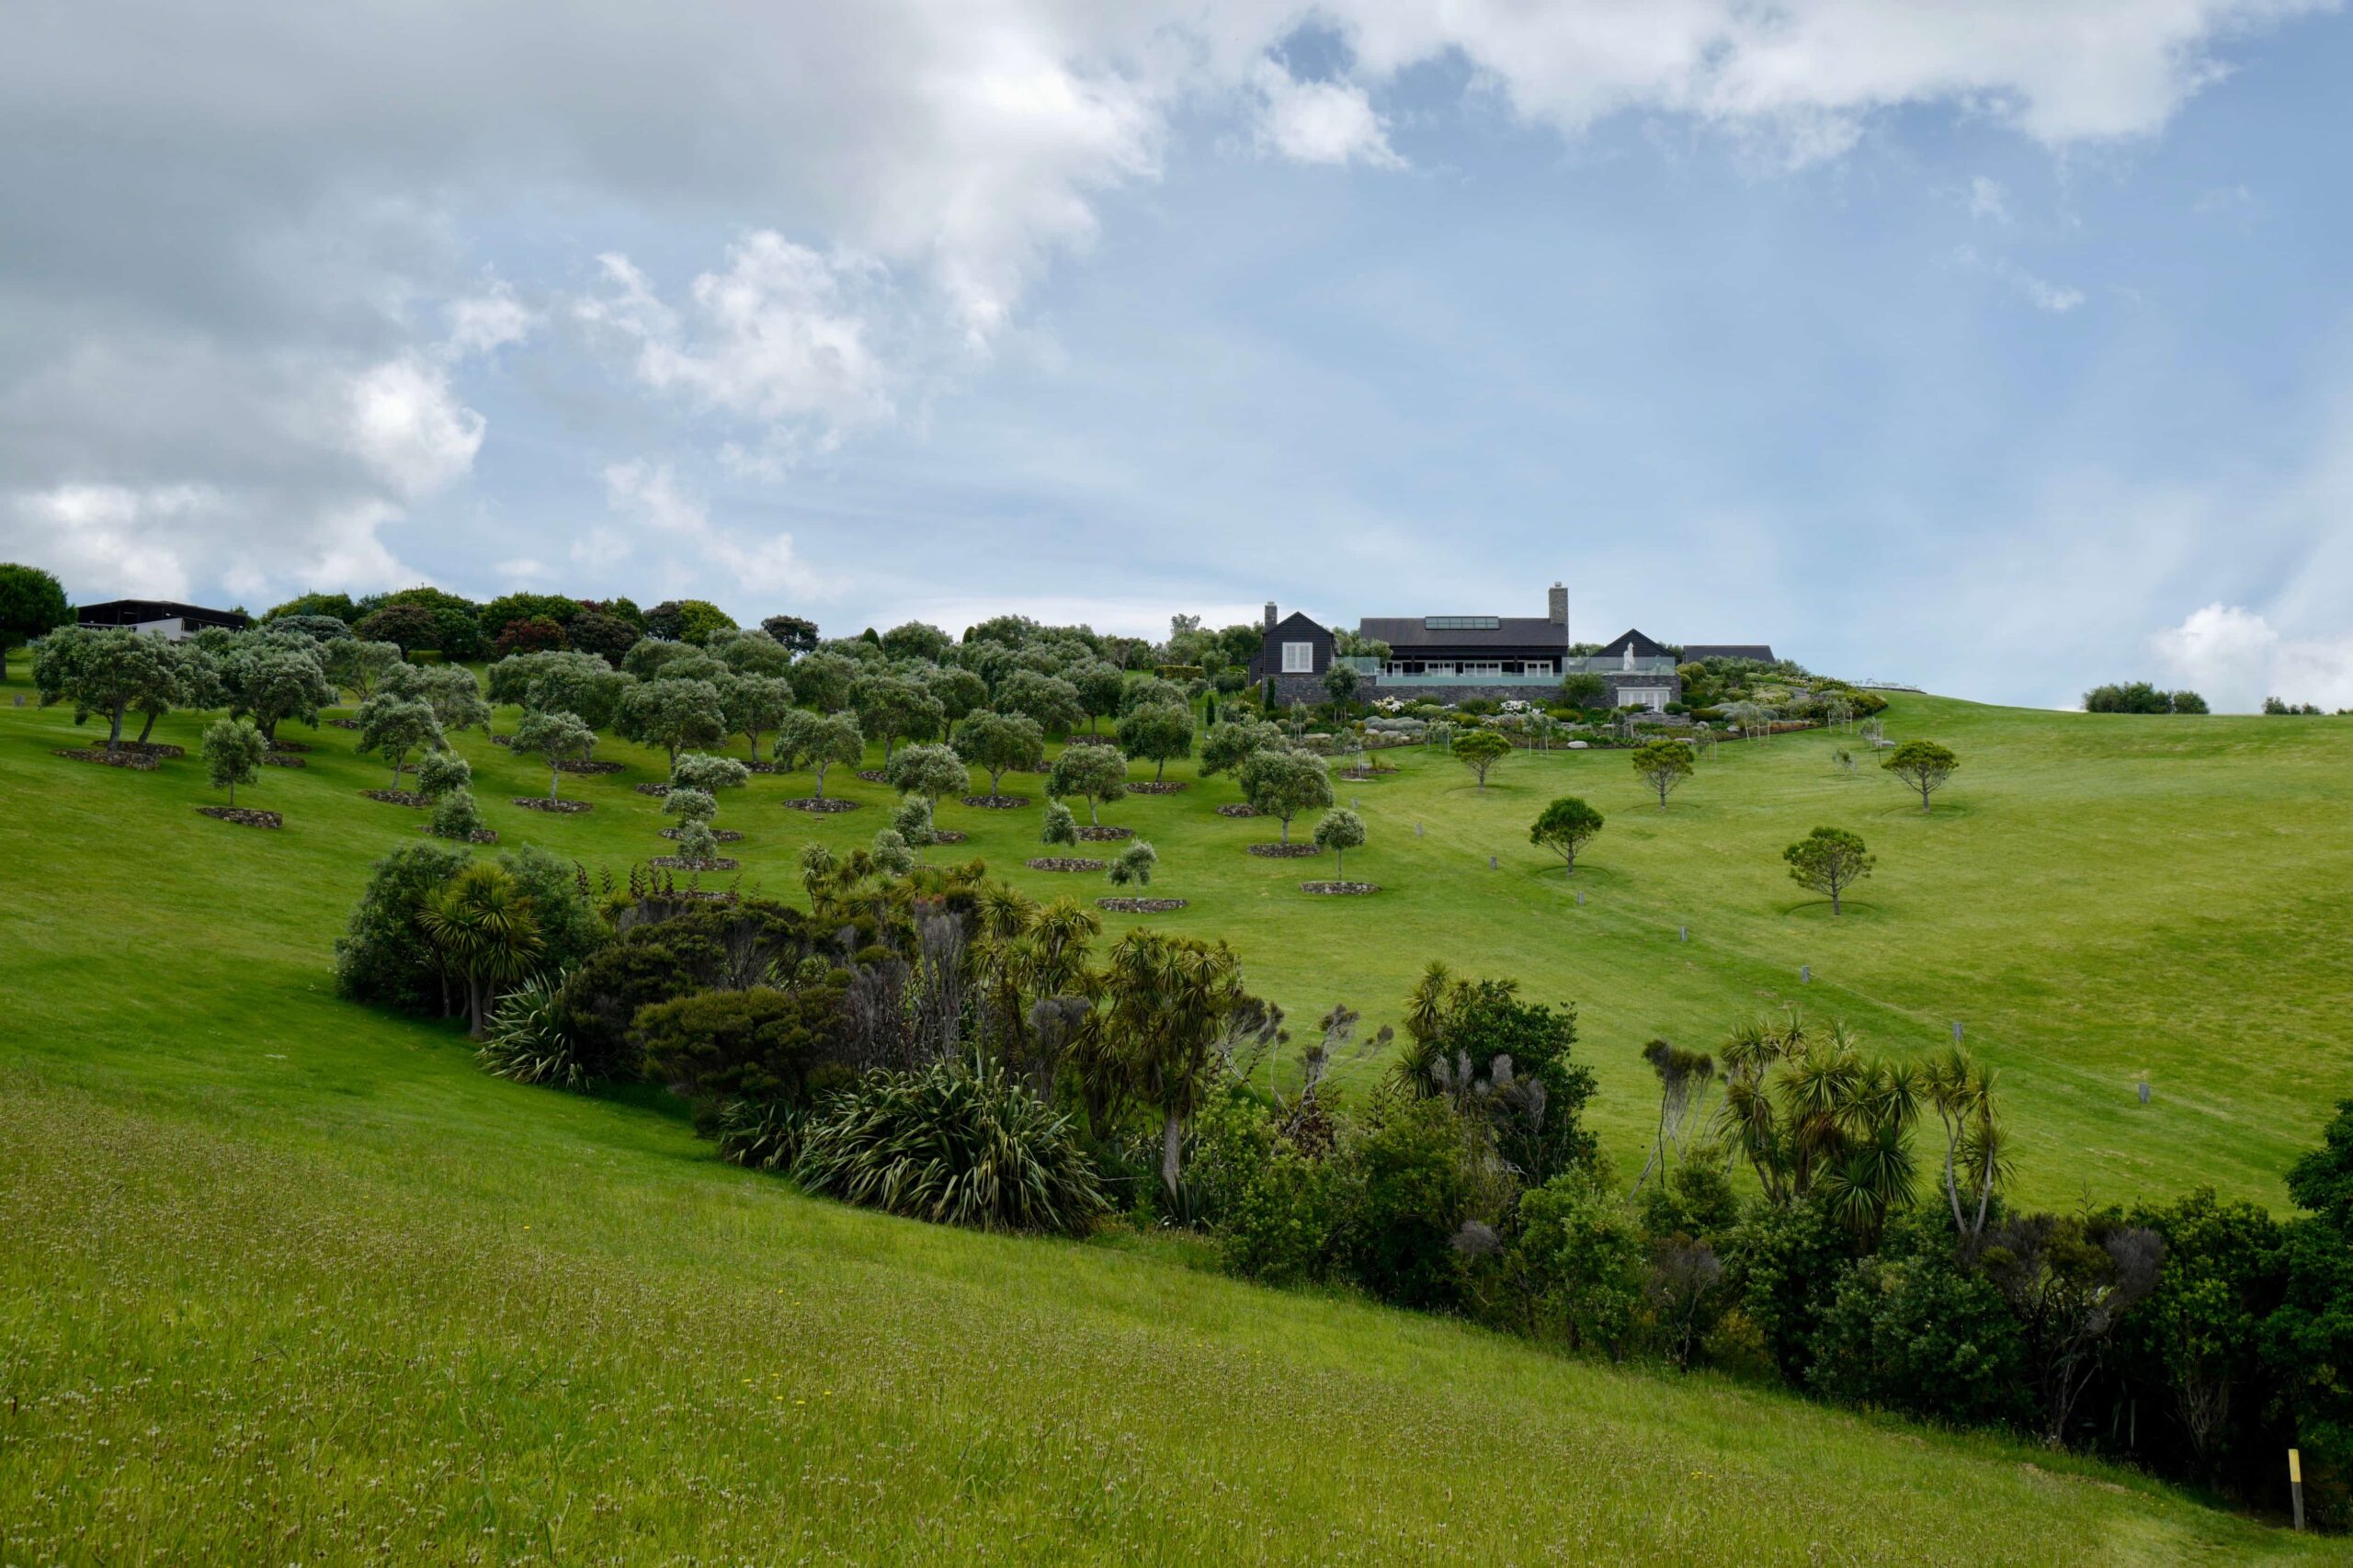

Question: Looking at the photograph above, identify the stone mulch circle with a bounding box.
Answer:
[1027,857,1107,872]
[261,755,308,768]
[854,768,892,784]
[512,797,594,813]
[267,741,313,754]
[1072,824,1135,842]
[198,806,281,829]
[557,758,626,775]
[961,795,1031,810]
[660,826,745,843]
[361,788,429,807]
[1213,803,1261,818]
[1246,842,1323,858]
[117,741,188,759]
[1097,897,1188,913]
[1300,881,1381,896]
[326,717,363,730]
[781,798,861,812]
[928,828,971,845]
[1125,780,1189,794]
[54,747,159,770]
[634,782,672,797]
[651,855,740,871]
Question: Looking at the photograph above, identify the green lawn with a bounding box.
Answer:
[2,687,2348,1561]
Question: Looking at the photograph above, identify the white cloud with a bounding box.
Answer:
[446,284,537,356]
[495,556,548,580]
[1957,246,2086,312]
[568,527,631,571]
[600,460,842,607]
[1250,59,1404,168]
[582,237,895,448]
[0,483,214,600]
[2155,603,2353,712]
[339,354,487,497]
[1969,176,2012,222]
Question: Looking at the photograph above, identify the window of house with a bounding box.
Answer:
[1281,642,1313,674]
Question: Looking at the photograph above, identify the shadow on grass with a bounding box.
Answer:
[1777,898,1890,925]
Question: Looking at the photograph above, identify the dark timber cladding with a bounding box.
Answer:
[74,599,252,633]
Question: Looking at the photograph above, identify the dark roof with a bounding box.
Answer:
[76,599,250,631]
[1359,616,1563,649]
[1682,644,1776,664]
[1594,628,1672,659]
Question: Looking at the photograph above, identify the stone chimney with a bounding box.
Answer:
[1264,600,1278,632]
[1548,582,1568,631]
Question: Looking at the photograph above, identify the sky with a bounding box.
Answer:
[5,0,2351,710]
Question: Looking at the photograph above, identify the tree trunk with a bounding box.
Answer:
[549,762,562,801]
[1830,885,1842,915]
[106,703,125,749]
[1335,848,1344,881]
[813,766,826,801]
[1159,1109,1183,1201]
[468,977,488,1040]
[1279,814,1290,844]
[1156,756,1166,782]
[137,708,159,744]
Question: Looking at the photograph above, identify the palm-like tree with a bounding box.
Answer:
[418,861,544,1038]
[1101,930,1249,1201]
[1927,1047,2008,1238]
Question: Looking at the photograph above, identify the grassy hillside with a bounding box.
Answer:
[6,687,2346,1208]
[3,687,2348,1558]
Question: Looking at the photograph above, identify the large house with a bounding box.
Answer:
[76,599,250,641]
[1248,584,1773,711]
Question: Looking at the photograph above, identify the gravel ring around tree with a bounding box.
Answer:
[198,806,281,829]
[1245,842,1324,858]
[557,758,626,775]
[1062,734,1117,746]
[1300,881,1380,895]
[326,717,363,730]
[780,798,861,812]
[1027,857,1107,872]
[260,755,308,768]
[855,768,892,784]
[490,733,513,745]
[651,855,739,871]
[112,741,187,759]
[1125,781,1189,794]
[961,795,1032,810]
[512,797,595,813]
[1097,897,1188,913]
[361,788,428,807]
[267,740,313,754]
[1073,824,1135,842]
[659,826,745,843]
[928,828,971,845]
[1213,803,1262,818]
[55,748,160,770]
[419,826,500,844]
[634,783,672,797]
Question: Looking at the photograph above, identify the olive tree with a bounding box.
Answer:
[1238,747,1333,843]
[783,710,865,799]
[513,710,598,801]
[724,673,798,762]
[35,626,181,749]
[617,676,727,767]
[1199,718,1282,777]
[851,672,944,767]
[1071,661,1127,734]
[1530,796,1605,871]
[202,717,268,807]
[1453,729,1512,791]
[887,741,970,811]
[996,669,1086,737]
[1631,739,1694,808]
[1117,699,1196,782]
[357,694,442,784]
[1884,739,1961,812]
[1314,807,1367,881]
[1783,826,1874,915]
[951,709,1045,802]
[1046,742,1129,825]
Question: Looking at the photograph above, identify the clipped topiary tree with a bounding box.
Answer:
[202,717,268,808]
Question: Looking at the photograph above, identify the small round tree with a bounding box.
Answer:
[1884,739,1960,812]
[952,710,1045,803]
[429,789,485,842]
[870,828,916,878]
[616,676,728,767]
[1199,719,1282,778]
[782,710,866,800]
[415,749,472,801]
[1040,801,1079,846]
[1784,826,1875,915]
[886,742,970,811]
[1046,743,1128,826]
[892,797,938,849]
[1530,796,1604,871]
[1108,840,1159,887]
[1323,662,1361,710]
[672,751,752,795]
[0,562,71,684]
[202,717,267,808]
[513,710,597,801]
[1313,807,1367,881]
[1453,729,1512,791]
[1631,740,1694,808]
[1237,747,1333,844]
[356,695,442,785]
[1116,700,1196,782]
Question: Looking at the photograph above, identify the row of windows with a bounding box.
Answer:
[1423,615,1501,630]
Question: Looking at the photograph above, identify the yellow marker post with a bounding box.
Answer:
[2290,1448,2303,1531]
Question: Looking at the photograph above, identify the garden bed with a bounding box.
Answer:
[424,826,500,844]
[54,747,159,770]
[1213,803,1261,818]
[267,740,313,755]
[961,794,1031,810]
[116,741,187,759]
[1097,897,1188,914]
[491,733,513,746]
[326,717,363,731]
[1026,857,1106,872]
[1245,842,1322,858]
[651,855,740,871]
[361,788,428,807]
[512,797,595,813]
[659,826,745,843]
[1300,881,1380,896]
[855,769,892,784]
[634,783,672,798]
[198,806,281,829]
[261,754,307,768]
[1073,824,1134,842]
[1126,780,1189,794]
[743,759,781,773]
[781,797,860,812]
[928,828,971,845]
[558,758,625,775]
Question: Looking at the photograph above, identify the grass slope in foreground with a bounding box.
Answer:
[0,691,2346,1561]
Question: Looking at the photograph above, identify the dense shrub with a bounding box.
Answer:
[793,1054,1108,1235]
[1191,1096,1343,1286]
[1807,1245,2029,1426]
[1720,1197,1857,1382]
[334,842,475,1015]
[636,983,845,1107]
[478,974,593,1089]
[1506,1167,1648,1355]
[1333,1092,1480,1311]
[493,617,567,657]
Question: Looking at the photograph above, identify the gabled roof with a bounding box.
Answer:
[76,599,250,629]
[1359,616,1563,649]
[1594,628,1672,659]
[1682,644,1776,664]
